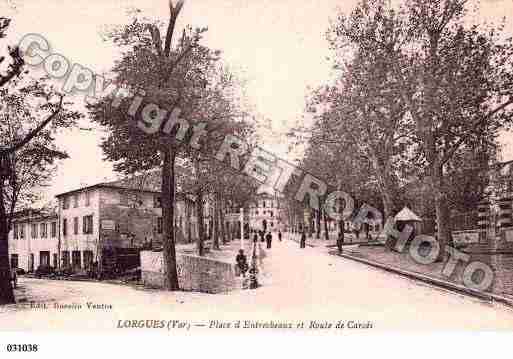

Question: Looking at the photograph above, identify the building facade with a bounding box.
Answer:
[8,209,59,272]
[247,193,286,232]
[8,180,199,273]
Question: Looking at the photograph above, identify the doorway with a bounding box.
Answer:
[72,250,81,270]
[39,251,50,267]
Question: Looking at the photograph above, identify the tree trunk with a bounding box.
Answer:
[381,185,395,220]
[196,188,205,256]
[432,165,449,262]
[323,209,329,241]
[308,210,313,238]
[0,177,15,304]
[186,200,192,243]
[219,199,226,245]
[369,153,395,220]
[161,148,179,291]
[213,193,220,250]
[338,219,344,243]
[316,209,321,239]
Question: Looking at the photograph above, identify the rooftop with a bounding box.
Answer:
[55,171,189,200]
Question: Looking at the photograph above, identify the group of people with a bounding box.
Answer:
[235,229,283,279]
[256,229,282,249]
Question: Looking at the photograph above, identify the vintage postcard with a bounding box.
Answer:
[1,0,513,356]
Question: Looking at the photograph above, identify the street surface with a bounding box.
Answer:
[1,236,513,331]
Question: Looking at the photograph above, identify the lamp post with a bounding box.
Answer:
[240,207,244,250]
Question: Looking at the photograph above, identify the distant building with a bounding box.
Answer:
[473,160,513,243]
[247,193,286,232]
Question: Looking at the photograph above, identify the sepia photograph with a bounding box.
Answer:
[1,0,513,356]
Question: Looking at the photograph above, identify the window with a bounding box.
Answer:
[13,223,18,239]
[263,201,266,208]
[40,223,47,238]
[157,217,163,234]
[19,224,24,239]
[72,251,81,269]
[31,223,38,238]
[83,215,93,234]
[62,218,68,236]
[85,191,91,207]
[154,195,162,208]
[73,217,79,235]
[73,194,79,208]
[51,222,57,238]
[63,196,70,210]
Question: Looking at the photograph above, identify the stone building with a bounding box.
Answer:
[8,208,59,272]
[8,179,198,273]
[247,192,286,232]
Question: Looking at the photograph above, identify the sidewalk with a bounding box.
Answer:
[286,233,513,308]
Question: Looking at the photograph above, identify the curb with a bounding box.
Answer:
[333,250,513,309]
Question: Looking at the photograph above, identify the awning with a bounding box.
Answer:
[395,207,422,222]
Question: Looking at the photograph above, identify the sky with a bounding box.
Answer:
[1,0,513,204]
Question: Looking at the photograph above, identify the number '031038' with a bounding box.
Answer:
[6,344,39,352]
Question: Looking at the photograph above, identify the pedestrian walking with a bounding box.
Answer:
[337,231,343,254]
[253,233,258,244]
[265,231,272,249]
[258,242,266,271]
[259,230,265,242]
[278,231,282,242]
[300,230,306,249]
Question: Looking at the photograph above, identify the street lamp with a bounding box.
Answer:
[240,207,244,249]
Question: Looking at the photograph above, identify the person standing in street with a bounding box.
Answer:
[235,249,249,277]
[265,231,272,249]
[278,230,282,242]
[300,230,306,249]
[259,229,265,242]
[258,242,266,272]
[337,231,343,254]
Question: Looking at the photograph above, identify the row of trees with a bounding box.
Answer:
[293,0,513,258]
[0,17,81,304]
[0,0,259,302]
[87,1,259,290]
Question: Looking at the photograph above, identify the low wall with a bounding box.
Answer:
[140,251,238,294]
